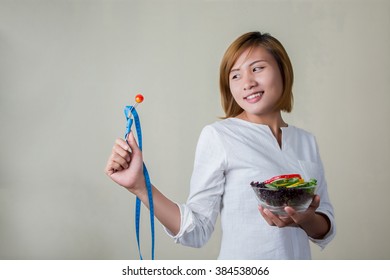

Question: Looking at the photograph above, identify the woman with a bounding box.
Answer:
[105,31,335,259]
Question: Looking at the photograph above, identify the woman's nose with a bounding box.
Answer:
[243,73,257,90]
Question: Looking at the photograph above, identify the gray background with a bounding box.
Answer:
[1,0,389,259]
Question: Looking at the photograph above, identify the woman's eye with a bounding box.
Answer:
[231,74,239,80]
[253,66,264,72]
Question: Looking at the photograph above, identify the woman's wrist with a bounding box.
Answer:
[300,212,330,239]
[128,180,148,202]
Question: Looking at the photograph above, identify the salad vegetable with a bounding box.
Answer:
[261,174,316,189]
[250,174,318,214]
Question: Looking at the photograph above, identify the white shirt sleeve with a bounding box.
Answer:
[164,125,226,247]
[300,139,336,249]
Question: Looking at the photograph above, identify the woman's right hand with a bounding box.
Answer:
[104,132,146,196]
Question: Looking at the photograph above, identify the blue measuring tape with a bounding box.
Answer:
[124,105,155,260]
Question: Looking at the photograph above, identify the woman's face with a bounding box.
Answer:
[229,46,283,118]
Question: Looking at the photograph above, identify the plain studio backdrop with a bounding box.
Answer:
[0,0,389,260]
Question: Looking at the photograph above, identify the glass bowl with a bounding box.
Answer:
[250,181,316,215]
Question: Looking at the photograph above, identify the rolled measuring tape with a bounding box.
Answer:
[123,94,155,260]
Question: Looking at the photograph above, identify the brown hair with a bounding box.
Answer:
[219,31,294,118]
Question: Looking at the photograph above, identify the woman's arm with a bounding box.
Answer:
[137,184,181,236]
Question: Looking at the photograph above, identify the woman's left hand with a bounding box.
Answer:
[258,195,320,228]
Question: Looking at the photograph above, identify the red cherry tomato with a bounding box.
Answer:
[135,94,144,103]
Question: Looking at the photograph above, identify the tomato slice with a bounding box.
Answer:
[264,174,302,184]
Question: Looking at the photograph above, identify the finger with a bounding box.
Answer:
[263,208,290,228]
[113,143,131,162]
[280,215,298,227]
[105,160,124,176]
[110,161,125,172]
[105,165,114,176]
[310,194,321,209]
[308,195,320,211]
[110,153,129,169]
[270,215,288,228]
[258,206,276,226]
[115,138,131,152]
[284,207,300,224]
[284,206,297,216]
[126,132,141,155]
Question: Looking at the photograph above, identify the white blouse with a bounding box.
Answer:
[165,118,335,259]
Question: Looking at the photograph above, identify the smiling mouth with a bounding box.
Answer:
[244,91,264,100]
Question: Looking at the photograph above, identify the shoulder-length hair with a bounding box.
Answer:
[219,31,294,118]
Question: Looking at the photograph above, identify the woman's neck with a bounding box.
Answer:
[236,111,288,147]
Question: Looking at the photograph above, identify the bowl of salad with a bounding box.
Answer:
[250,174,317,215]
